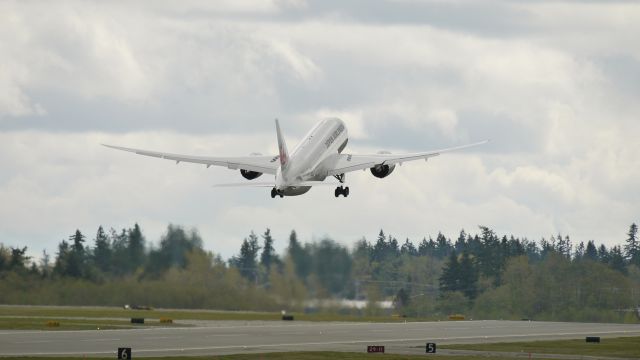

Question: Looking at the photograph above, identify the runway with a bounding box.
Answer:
[1,320,640,357]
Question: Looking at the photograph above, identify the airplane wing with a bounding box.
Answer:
[102,144,280,175]
[327,140,488,177]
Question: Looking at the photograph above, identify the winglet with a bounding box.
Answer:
[275,118,289,168]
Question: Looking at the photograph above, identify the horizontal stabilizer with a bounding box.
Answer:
[213,182,275,188]
[294,181,345,187]
[213,181,343,188]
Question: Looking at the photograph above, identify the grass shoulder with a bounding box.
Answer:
[442,336,640,358]
[0,352,554,360]
[0,316,184,330]
[0,305,433,323]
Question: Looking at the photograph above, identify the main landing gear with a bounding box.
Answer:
[271,188,284,198]
[333,173,349,197]
[335,186,350,198]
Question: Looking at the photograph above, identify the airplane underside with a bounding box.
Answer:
[271,186,312,198]
[270,184,350,198]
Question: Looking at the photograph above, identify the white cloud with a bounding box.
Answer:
[0,1,638,259]
[0,80,46,118]
[265,39,322,82]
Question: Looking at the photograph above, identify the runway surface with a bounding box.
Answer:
[1,320,640,357]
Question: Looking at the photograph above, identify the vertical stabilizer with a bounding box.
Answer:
[275,118,289,167]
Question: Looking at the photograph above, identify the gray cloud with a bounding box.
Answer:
[0,0,638,259]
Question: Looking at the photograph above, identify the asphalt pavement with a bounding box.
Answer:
[1,319,639,357]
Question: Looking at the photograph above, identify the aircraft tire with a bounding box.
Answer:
[345,187,350,197]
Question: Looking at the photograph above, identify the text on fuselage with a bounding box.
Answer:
[324,124,345,148]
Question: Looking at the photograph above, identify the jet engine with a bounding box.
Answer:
[369,151,396,178]
[240,169,262,180]
[240,153,263,180]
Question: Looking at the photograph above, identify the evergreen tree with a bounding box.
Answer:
[585,241,598,261]
[439,250,460,293]
[454,229,467,253]
[609,246,627,274]
[310,239,352,296]
[418,237,437,257]
[110,228,129,276]
[458,251,478,299]
[288,230,311,280]
[231,231,261,282]
[372,230,387,262]
[71,229,85,252]
[477,226,502,283]
[523,238,540,261]
[574,241,585,261]
[597,244,610,264]
[9,247,30,272]
[467,234,482,256]
[553,234,572,259]
[93,226,112,273]
[624,223,639,266]
[435,232,451,258]
[40,249,51,277]
[540,237,554,259]
[128,223,146,272]
[400,238,417,256]
[388,236,400,258]
[65,230,86,278]
[146,225,203,276]
[0,245,8,271]
[260,228,278,272]
[507,235,525,258]
[53,240,71,276]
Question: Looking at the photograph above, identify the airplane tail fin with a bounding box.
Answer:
[275,118,289,168]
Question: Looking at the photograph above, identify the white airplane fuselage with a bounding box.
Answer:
[275,118,348,196]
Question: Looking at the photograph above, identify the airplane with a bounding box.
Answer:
[103,118,487,198]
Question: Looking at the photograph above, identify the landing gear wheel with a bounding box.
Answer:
[335,186,349,198]
[271,188,277,198]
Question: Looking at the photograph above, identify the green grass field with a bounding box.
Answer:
[0,316,184,330]
[443,336,640,358]
[0,305,423,324]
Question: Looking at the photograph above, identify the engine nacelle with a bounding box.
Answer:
[240,153,264,180]
[241,169,263,180]
[370,164,396,178]
[369,151,396,178]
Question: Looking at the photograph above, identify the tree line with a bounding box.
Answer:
[0,223,638,322]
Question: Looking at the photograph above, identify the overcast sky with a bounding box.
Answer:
[1,0,638,260]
